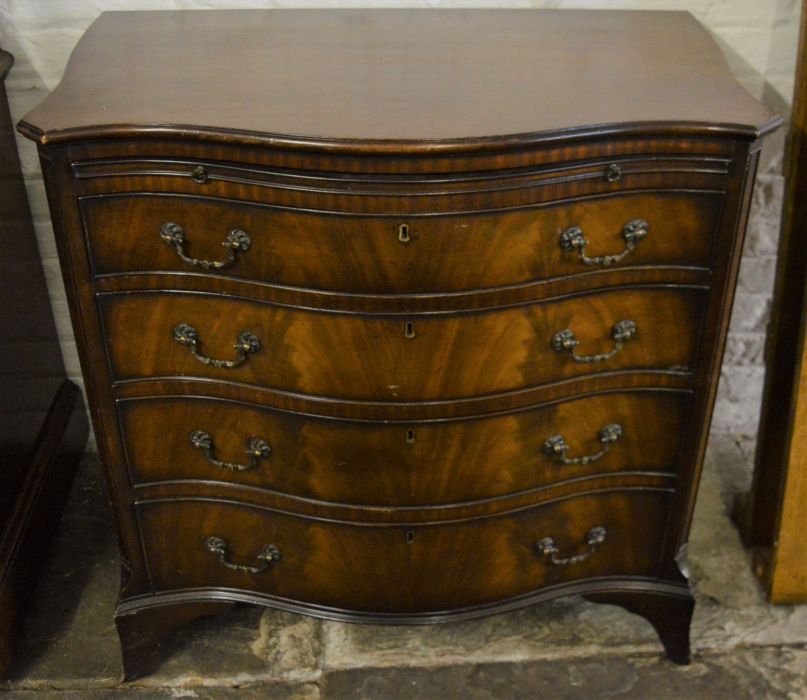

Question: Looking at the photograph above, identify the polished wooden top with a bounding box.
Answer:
[19,10,779,151]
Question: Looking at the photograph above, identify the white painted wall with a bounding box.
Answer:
[0,0,800,444]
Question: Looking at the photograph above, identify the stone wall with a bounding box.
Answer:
[0,0,799,445]
[717,151,786,435]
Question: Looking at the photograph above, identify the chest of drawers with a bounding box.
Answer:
[19,9,780,680]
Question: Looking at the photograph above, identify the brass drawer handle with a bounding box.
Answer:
[560,218,648,266]
[189,430,271,472]
[160,222,251,271]
[551,319,636,363]
[173,323,261,368]
[191,165,209,183]
[205,536,281,574]
[535,526,607,566]
[604,163,622,182]
[543,423,623,465]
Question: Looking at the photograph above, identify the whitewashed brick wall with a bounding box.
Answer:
[0,0,800,446]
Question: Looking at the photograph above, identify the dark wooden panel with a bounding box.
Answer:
[72,153,730,188]
[68,135,738,176]
[0,50,67,512]
[137,489,671,614]
[18,10,777,146]
[0,50,88,676]
[74,170,728,216]
[132,471,674,525]
[100,286,703,401]
[81,191,721,293]
[113,373,693,422]
[93,266,711,316]
[0,381,87,676]
[119,390,689,505]
[734,0,807,602]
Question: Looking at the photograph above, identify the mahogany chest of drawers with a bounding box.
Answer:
[19,9,780,679]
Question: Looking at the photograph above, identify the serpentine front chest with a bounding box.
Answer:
[19,9,780,679]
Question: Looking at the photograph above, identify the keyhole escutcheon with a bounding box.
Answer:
[405,321,416,339]
[398,223,411,244]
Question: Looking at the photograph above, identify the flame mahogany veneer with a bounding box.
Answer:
[19,9,780,680]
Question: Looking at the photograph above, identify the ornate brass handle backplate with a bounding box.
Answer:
[189,430,271,472]
[559,219,648,266]
[172,323,261,368]
[160,222,251,271]
[543,423,623,465]
[535,526,607,566]
[205,536,281,574]
[551,320,637,363]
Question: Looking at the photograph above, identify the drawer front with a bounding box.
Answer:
[81,191,721,294]
[100,287,704,401]
[138,490,671,613]
[120,392,689,505]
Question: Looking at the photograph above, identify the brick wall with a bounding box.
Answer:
[0,0,800,446]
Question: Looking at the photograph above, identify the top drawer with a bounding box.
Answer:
[80,190,722,294]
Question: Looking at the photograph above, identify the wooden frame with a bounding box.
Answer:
[17,11,780,678]
[735,0,807,603]
[0,49,88,675]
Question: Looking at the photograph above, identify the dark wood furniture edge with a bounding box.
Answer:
[131,482,676,527]
[662,143,759,575]
[115,599,234,682]
[734,0,806,550]
[15,10,781,149]
[0,380,88,674]
[0,46,89,676]
[0,50,12,81]
[17,119,784,153]
[114,577,691,679]
[583,587,694,664]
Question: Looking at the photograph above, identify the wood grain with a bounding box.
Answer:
[15,8,779,678]
[18,10,778,146]
[119,391,689,505]
[101,286,703,401]
[81,191,721,293]
[137,490,671,614]
[736,0,807,602]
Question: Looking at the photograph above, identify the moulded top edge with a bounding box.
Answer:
[17,120,784,155]
[18,10,781,151]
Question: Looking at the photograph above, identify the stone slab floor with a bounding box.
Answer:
[2,435,806,699]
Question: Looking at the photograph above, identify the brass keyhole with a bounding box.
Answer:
[405,321,415,339]
[406,429,416,444]
[398,223,411,244]
[406,531,416,544]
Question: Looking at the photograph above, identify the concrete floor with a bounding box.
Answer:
[2,435,806,699]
